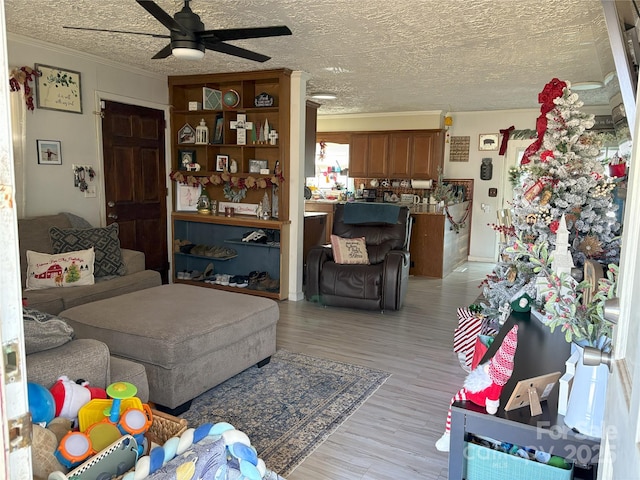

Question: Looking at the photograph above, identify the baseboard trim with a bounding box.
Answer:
[467,256,496,263]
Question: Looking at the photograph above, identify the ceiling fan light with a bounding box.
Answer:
[172,48,205,60]
[571,81,603,91]
[310,92,337,100]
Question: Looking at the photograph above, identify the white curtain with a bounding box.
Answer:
[9,85,26,218]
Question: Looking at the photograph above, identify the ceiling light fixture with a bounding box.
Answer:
[310,92,337,100]
[571,81,604,91]
[172,47,205,61]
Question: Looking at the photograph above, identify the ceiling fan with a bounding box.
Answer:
[63,0,292,62]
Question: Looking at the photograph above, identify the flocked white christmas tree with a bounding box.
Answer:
[481,79,620,322]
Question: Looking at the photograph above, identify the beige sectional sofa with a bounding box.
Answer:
[18,213,161,314]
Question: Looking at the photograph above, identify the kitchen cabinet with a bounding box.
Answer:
[304,201,336,243]
[349,130,443,179]
[389,132,412,178]
[304,100,320,178]
[411,130,445,180]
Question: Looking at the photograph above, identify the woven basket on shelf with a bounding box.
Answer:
[146,409,188,446]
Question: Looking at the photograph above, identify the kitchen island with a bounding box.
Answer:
[409,201,471,278]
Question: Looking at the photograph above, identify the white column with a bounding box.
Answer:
[288,71,310,301]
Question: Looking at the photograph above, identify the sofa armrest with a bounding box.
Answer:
[305,245,333,301]
[121,248,145,275]
[26,338,110,389]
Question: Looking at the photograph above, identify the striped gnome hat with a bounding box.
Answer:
[488,325,519,386]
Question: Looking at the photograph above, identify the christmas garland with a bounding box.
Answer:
[169,170,283,191]
[444,201,471,233]
[9,66,41,111]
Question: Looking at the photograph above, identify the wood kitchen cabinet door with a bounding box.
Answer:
[411,131,444,179]
[349,134,368,177]
[367,133,389,178]
[389,132,412,178]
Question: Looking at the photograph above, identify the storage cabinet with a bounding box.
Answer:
[349,130,443,179]
[172,213,290,300]
[169,69,291,220]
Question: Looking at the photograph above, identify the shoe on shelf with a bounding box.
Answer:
[204,263,214,279]
[228,275,239,287]
[236,276,249,288]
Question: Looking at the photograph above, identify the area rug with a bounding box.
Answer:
[179,350,390,477]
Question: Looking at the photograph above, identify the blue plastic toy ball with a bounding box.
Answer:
[27,382,56,424]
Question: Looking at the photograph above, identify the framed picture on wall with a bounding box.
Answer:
[478,133,499,151]
[35,64,82,114]
[36,139,62,165]
[176,184,202,211]
[216,154,229,172]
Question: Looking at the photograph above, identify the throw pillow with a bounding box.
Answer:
[23,307,74,354]
[330,235,370,265]
[49,223,126,277]
[26,248,95,290]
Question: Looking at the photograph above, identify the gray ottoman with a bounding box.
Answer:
[60,284,279,411]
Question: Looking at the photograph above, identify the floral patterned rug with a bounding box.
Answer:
[179,350,390,477]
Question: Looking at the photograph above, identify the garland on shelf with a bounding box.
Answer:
[444,202,471,233]
[169,170,284,192]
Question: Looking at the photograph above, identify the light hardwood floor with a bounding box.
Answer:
[277,261,495,480]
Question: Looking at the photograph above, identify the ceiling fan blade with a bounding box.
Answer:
[63,26,170,39]
[136,0,188,35]
[203,40,270,62]
[152,43,174,59]
[198,25,292,42]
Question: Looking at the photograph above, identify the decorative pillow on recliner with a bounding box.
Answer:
[330,235,370,265]
[49,223,126,277]
[23,307,75,354]
[26,248,95,290]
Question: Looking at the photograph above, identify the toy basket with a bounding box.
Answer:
[146,409,188,446]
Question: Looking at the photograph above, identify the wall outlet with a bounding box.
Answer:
[84,186,97,198]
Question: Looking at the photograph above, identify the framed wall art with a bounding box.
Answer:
[478,133,499,151]
[35,64,82,114]
[36,139,62,165]
[203,87,222,110]
[212,113,224,144]
[216,154,229,172]
[179,150,196,170]
[176,184,202,211]
[249,159,268,173]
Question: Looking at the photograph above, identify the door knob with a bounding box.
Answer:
[108,213,118,219]
[107,201,115,207]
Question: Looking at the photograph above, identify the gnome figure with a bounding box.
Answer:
[435,325,519,452]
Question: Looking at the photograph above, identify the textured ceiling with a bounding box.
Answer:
[4,0,622,116]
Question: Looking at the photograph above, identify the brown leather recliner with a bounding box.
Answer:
[305,203,412,311]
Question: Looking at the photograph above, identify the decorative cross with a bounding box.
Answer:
[230,114,253,145]
[268,129,279,145]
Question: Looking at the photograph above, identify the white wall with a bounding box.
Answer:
[444,106,612,262]
[8,34,168,226]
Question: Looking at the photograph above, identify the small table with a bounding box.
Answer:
[448,312,600,480]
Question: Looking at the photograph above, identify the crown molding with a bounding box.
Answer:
[318,110,444,119]
[8,32,166,81]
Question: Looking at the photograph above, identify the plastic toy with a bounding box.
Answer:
[27,382,56,425]
[49,376,107,424]
[106,381,138,422]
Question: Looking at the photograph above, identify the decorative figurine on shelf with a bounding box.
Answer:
[435,325,519,452]
[230,159,238,174]
[261,191,271,219]
[186,163,201,172]
[195,118,209,145]
[196,191,212,215]
[268,129,278,145]
[256,202,263,219]
[230,114,253,145]
[262,118,270,144]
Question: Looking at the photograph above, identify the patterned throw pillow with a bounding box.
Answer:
[26,248,95,290]
[330,235,370,265]
[23,307,75,354]
[50,223,126,277]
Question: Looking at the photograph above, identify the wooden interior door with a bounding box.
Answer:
[102,100,169,282]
